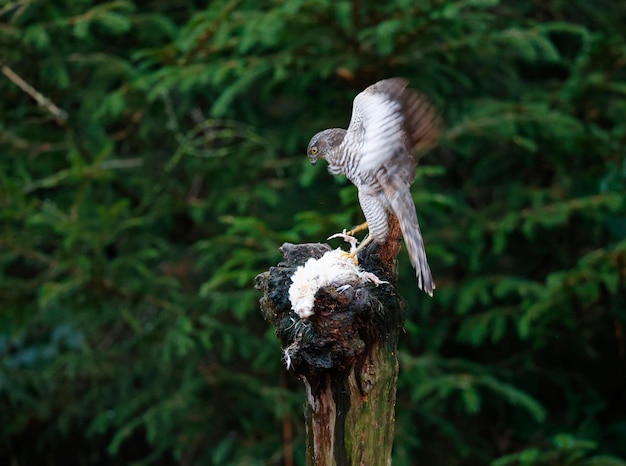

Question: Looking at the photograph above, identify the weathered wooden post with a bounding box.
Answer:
[256,217,407,465]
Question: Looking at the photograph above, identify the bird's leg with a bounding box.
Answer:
[328,229,359,252]
[344,234,375,263]
[327,232,376,265]
[327,222,370,264]
[327,229,362,264]
[347,221,369,237]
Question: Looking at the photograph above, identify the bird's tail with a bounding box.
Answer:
[389,188,434,296]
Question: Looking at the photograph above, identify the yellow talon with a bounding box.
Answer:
[347,221,369,237]
[340,250,359,265]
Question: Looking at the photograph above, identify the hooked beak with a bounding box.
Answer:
[308,155,317,166]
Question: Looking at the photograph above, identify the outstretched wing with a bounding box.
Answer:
[344,78,441,178]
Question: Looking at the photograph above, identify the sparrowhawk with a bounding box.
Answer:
[306,78,441,296]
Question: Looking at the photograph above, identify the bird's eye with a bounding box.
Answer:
[311,146,319,155]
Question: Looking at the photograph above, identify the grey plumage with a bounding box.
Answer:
[307,78,441,296]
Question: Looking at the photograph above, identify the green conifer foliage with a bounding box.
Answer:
[1,0,625,464]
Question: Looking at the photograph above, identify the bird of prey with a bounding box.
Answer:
[306,78,441,296]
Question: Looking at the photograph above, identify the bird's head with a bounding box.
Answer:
[306,129,346,165]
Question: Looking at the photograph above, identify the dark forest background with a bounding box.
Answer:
[1,1,626,465]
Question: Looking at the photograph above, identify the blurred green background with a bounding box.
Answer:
[1,1,625,465]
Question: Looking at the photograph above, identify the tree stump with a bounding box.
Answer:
[255,217,406,466]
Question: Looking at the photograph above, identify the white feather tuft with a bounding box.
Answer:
[288,248,387,319]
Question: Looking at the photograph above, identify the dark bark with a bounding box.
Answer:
[256,217,406,466]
